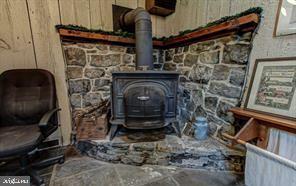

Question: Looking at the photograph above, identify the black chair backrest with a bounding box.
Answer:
[0,69,56,126]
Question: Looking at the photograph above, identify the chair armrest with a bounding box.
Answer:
[39,108,61,127]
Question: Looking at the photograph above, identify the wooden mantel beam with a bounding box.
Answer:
[163,13,259,47]
[57,13,259,48]
[58,29,164,47]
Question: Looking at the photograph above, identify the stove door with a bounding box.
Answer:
[124,84,165,128]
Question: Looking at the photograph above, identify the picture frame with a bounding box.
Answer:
[245,57,296,120]
[274,0,296,36]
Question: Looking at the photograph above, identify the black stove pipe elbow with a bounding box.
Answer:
[119,7,153,70]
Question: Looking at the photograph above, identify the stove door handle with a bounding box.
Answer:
[137,96,150,101]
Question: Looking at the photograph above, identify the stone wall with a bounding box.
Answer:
[63,43,162,110]
[62,31,253,136]
[164,32,253,134]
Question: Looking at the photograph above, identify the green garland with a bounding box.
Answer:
[56,7,262,41]
[55,25,135,38]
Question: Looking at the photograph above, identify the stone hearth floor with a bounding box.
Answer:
[77,134,245,172]
[50,157,244,186]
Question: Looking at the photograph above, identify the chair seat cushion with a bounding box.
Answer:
[0,125,43,158]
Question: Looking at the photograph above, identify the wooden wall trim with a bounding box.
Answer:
[163,13,259,48]
[58,28,164,47]
[57,13,259,48]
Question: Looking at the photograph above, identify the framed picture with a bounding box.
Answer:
[245,57,296,119]
[274,0,296,36]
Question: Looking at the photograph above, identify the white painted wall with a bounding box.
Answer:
[242,0,296,104]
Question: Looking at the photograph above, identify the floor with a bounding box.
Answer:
[0,157,55,186]
[0,143,65,186]
[1,145,244,186]
[50,157,244,186]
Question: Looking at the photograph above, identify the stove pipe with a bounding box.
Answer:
[119,8,153,70]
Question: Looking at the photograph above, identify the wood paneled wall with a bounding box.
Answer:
[0,0,36,71]
[0,0,72,145]
[57,0,165,37]
[0,0,259,144]
[165,0,257,36]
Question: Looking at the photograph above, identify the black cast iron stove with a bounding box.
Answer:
[110,71,180,139]
[109,7,180,140]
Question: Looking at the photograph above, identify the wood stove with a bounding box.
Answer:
[109,7,181,139]
[109,71,180,139]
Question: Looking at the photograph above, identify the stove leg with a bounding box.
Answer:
[109,125,118,140]
[172,122,182,138]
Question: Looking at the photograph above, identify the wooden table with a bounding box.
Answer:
[222,108,296,149]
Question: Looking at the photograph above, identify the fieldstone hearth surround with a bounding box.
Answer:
[61,31,253,171]
[165,32,252,133]
[63,31,252,135]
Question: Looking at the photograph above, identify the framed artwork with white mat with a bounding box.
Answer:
[274,0,296,36]
[245,57,296,120]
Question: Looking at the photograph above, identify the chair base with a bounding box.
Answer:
[13,155,65,185]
